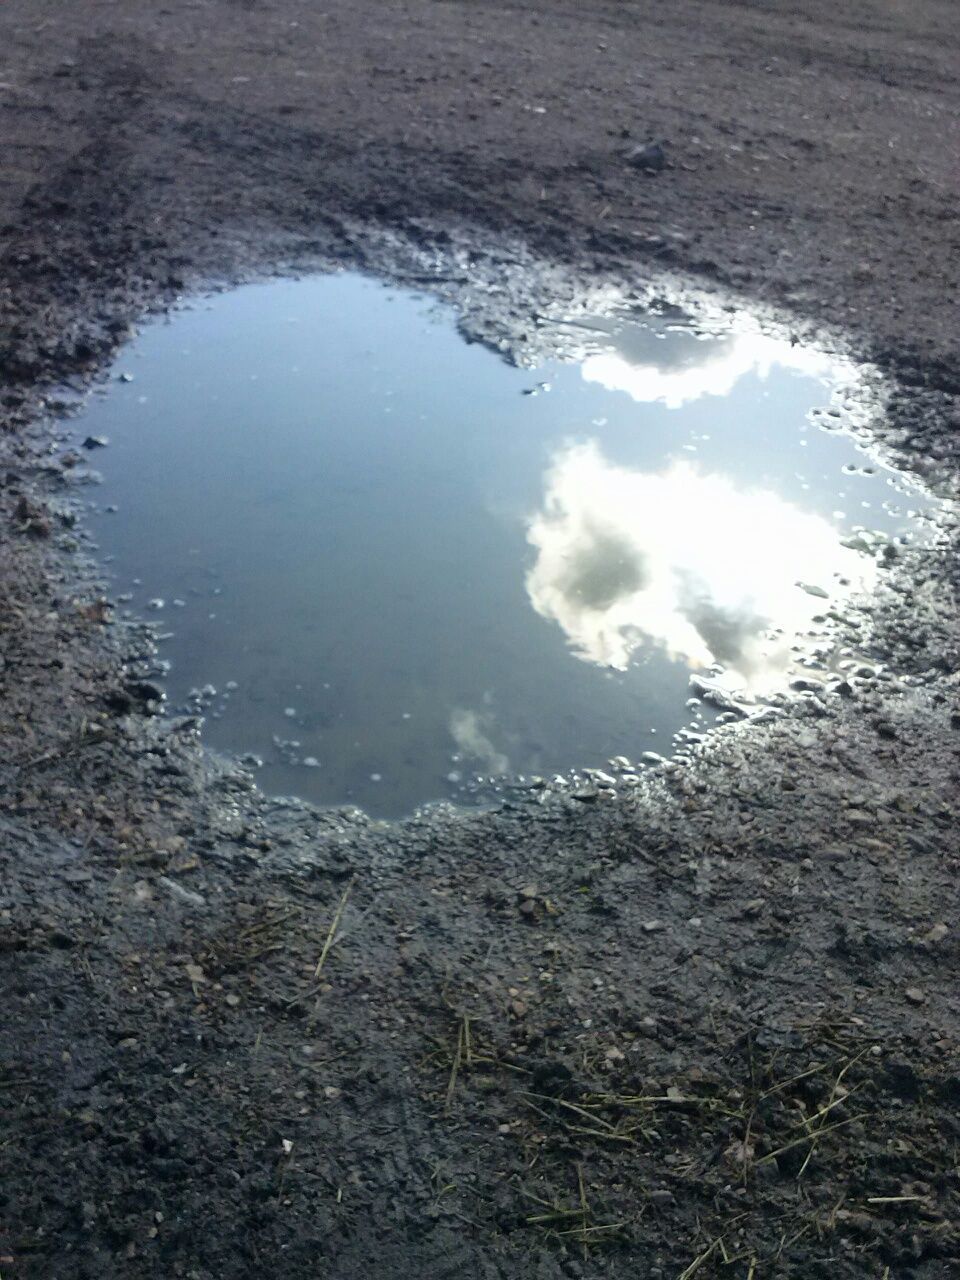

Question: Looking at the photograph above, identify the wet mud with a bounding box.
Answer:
[1,2,959,1277]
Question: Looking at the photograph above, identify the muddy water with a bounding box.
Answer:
[79,274,931,814]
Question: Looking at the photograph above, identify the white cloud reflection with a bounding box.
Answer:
[581,330,841,409]
[525,441,876,694]
[449,707,509,774]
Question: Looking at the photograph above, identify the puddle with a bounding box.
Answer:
[75,273,935,815]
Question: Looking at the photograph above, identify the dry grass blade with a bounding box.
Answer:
[556,1222,626,1238]
[521,1092,619,1131]
[444,1015,471,1115]
[676,1238,720,1280]
[314,877,355,979]
[796,1048,870,1178]
[758,1060,830,1100]
[567,1125,637,1144]
[526,1208,586,1225]
[756,1115,865,1166]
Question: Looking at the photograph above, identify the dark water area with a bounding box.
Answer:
[76,273,932,814]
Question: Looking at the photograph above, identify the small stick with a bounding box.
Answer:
[314,877,355,979]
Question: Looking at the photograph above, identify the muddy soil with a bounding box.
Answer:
[1,2,959,1277]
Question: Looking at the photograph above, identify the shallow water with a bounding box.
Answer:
[78,273,931,814]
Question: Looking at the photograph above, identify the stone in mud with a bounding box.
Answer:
[749,708,784,724]
[26,515,52,539]
[125,679,164,704]
[846,808,873,826]
[923,922,948,944]
[689,675,744,713]
[628,140,667,172]
[790,677,825,693]
[585,769,617,787]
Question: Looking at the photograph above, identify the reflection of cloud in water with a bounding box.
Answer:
[450,708,509,775]
[581,330,841,409]
[526,442,876,693]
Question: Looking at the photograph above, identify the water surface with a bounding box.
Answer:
[78,274,929,813]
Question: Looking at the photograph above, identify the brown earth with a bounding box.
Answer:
[1,2,959,1278]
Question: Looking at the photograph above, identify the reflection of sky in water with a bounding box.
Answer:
[580,328,842,409]
[526,443,876,693]
[77,274,931,815]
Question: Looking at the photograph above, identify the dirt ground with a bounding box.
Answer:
[1,2,959,1277]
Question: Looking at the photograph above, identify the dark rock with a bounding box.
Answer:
[82,435,108,449]
[104,688,135,715]
[531,1060,574,1095]
[628,141,667,172]
[106,680,164,714]
[883,1059,921,1100]
[125,679,164,704]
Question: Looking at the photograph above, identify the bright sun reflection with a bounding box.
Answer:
[581,329,842,408]
[525,441,877,694]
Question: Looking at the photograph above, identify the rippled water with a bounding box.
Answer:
[77,273,932,814]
